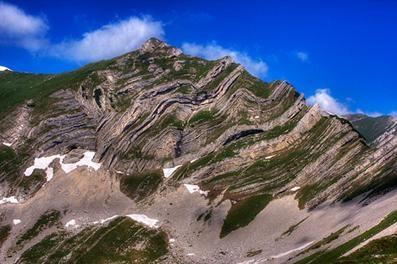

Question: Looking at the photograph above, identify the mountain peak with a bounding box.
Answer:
[139,37,182,56]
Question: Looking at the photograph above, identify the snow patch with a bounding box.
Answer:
[162,165,182,178]
[184,184,208,196]
[24,151,101,181]
[65,219,79,228]
[190,158,198,163]
[2,142,12,147]
[60,151,101,173]
[0,66,12,71]
[187,253,195,256]
[13,219,21,225]
[45,167,54,181]
[265,155,275,160]
[126,214,159,228]
[93,215,120,224]
[0,196,19,204]
[290,186,301,192]
[169,238,176,243]
[92,214,159,228]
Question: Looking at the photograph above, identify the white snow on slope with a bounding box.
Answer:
[60,151,101,173]
[265,155,276,160]
[290,186,301,192]
[126,214,159,228]
[0,196,19,204]
[24,151,101,181]
[184,184,208,196]
[65,219,79,228]
[13,219,21,225]
[93,214,159,228]
[2,142,12,147]
[162,165,182,178]
[93,215,120,224]
[0,66,12,71]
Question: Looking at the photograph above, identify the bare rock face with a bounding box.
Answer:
[0,38,396,264]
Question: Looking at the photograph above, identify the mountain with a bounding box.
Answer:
[0,38,396,263]
[345,114,397,143]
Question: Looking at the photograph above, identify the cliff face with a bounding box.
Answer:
[1,38,396,263]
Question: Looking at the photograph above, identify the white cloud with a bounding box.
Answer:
[0,1,48,51]
[307,89,350,116]
[296,51,309,62]
[390,111,397,118]
[50,16,164,62]
[181,42,268,77]
[356,109,383,117]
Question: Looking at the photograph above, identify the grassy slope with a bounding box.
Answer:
[0,59,113,118]
[338,234,397,263]
[296,211,397,263]
[18,217,169,264]
[220,194,272,238]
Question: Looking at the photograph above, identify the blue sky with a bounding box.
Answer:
[0,0,396,116]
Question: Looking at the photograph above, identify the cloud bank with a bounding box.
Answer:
[0,1,48,51]
[50,17,164,62]
[182,42,268,77]
[307,89,350,116]
[0,2,164,62]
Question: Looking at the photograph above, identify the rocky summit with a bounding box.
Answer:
[0,38,396,263]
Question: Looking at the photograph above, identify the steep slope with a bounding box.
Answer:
[0,38,396,263]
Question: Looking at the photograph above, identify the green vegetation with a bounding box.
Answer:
[220,194,272,238]
[151,114,184,134]
[17,210,61,245]
[0,144,43,191]
[17,169,46,193]
[0,225,11,247]
[120,170,163,201]
[296,184,326,210]
[203,63,238,92]
[341,158,397,203]
[264,120,298,139]
[189,109,216,125]
[121,145,154,161]
[297,211,397,263]
[300,226,349,255]
[227,70,272,99]
[339,234,397,263]
[18,217,169,264]
[0,59,113,118]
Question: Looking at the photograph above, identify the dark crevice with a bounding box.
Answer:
[223,129,264,145]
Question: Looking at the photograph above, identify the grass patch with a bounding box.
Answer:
[0,225,11,247]
[18,217,169,264]
[339,234,397,263]
[300,225,349,255]
[296,211,397,263]
[0,59,113,118]
[120,170,163,201]
[17,210,61,245]
[189,109,215,125]
[220,194,272,238]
